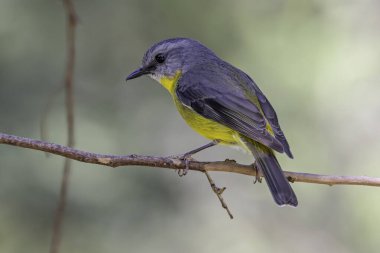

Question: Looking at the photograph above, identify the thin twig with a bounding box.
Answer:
[2,132,380,187]
[204,170,233,219]
[49,1,77,253]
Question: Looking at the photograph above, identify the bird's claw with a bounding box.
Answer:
[252,162,262,184]
[169,154,195,176]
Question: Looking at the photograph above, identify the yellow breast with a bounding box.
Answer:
[159,72,239,145]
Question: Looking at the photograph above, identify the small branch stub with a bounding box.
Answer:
[204,170,233,219]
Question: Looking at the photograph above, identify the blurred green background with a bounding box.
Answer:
[1,0,380,252]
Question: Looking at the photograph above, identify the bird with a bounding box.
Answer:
[126,38,297,207]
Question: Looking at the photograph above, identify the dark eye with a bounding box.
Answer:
[155,53,166,63]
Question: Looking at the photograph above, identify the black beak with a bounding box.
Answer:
[126,67,148,81]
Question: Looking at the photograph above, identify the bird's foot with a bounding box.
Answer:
[167,141,219,176]
[168,153,195,177]
[252,162,262,184]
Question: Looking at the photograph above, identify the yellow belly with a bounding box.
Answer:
[160,72,239,145]
[174,99,238,144]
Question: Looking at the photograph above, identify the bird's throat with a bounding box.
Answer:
[159,71,182,94]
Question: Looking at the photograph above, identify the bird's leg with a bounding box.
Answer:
[170,140,220,176]
[252,161,262,184]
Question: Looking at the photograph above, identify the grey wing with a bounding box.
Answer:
[176,68,285,154]
[243,74,293,158]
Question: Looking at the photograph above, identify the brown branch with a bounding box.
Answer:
[204,170,233,219]
[2,132,380,187]
[50,1,77,253]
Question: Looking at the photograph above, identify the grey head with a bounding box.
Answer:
[126,38,218,82]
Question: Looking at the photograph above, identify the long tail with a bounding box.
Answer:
[242,138,298,207]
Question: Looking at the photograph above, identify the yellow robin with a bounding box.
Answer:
[127,38,297,207]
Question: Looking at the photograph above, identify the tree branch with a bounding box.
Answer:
[1,132,380,187]
[50,1,77,253]
[204,170,234,219]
